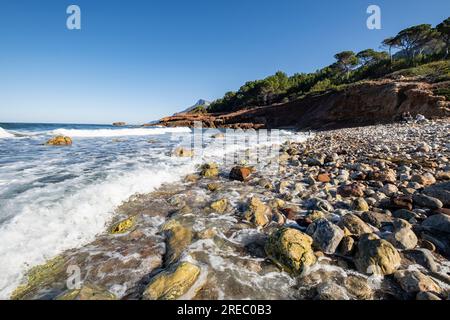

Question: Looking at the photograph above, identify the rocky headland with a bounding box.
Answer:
[155,78,450,130]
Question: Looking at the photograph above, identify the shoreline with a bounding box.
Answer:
[8,119,450,300]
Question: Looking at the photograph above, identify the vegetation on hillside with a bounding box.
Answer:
[207,17,450,113]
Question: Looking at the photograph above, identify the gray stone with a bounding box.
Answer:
[306,219,344,254]
[403,249,437,272]
[423,182,450,206]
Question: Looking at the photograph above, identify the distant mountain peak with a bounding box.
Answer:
[174,99,211,115]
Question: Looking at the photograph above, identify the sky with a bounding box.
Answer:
[0,0,449,124]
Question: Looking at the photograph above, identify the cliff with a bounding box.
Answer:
[156,79,450,130]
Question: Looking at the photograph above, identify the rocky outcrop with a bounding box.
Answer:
[156,80,450,130]
[265,228,316,274]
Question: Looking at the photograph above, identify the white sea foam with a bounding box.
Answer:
[51,127,191,137]
[0,159,196,299]
[0,127,14,138]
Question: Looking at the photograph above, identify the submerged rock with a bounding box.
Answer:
[143,262,201,300]
[265,228,316,274]
[56,283,116,300]
[306,219,344,254]
[229,166,252,181]
[354,234,401,276]
[210,198,228,214]
[173,147,194,157]
[200,163,219,178]
[46,136,72,146]
[162,220,193,265]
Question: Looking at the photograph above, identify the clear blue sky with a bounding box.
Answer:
[1,0,449,124]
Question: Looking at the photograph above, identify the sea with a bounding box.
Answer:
[0,122,305,299]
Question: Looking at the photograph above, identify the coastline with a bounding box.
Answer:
[9,119,450,300]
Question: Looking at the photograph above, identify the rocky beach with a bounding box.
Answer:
[10,118,450,300]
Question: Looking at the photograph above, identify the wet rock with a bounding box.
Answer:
[344,275,373,300]
[403,249,437,272]
[412,194,443,209]
[265,228,316,274]
[46,135,72,146]
[315,282,349,300]
[200,163,219,178]
[354,234,401,276]
[143,262,201,300]
[338,236,355,256]
[337,183,365,198]
[56,283,116,300]
[173,147,193,157]
[352,198,369,212]
[423,182,450,206]
[229,166,252,181]
[207,183,220,192]
[338,214,372,236]
[411,173,436,187]
[416,142,431,153]
[416,291,441,300]
[422,214,450,234]
[278,180,290,194]
[394,270,442,295]
[307,198,334,213]
[110,216,137,234]
[244,197,271,227]
[162,220,193,265]
[210,198,228,214]
[361,211,393,229]
[306,219,344,254]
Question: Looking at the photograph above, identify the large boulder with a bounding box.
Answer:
[306,219,344,254]
[143,262,201,300]
[354,234,401,276]
[265,228,316,274]
[46,136,72,146]
[338,214,372,236]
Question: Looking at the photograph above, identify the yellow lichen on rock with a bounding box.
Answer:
[11,256,66,300]
[56,283,117,300]
[200,163,219,178]
[110,216,137,234]
[245,197,271,227]
[46,136,72,146]
[173,147,194,157]
[143,262,201,300]
[265,228,317,274]
[162,220,193,265]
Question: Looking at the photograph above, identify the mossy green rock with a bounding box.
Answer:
[143,262,201,300]
[265,228,316,274]
[162,220,193,265]
[11,256,66,300]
